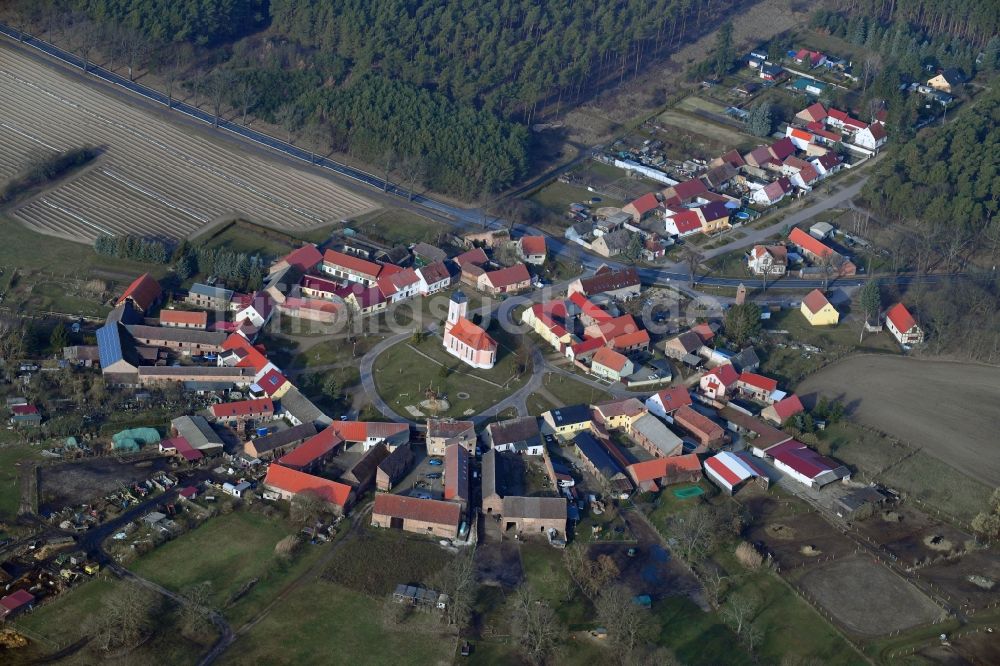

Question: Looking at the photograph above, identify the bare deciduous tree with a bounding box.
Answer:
[429,548,477,628]
[509,587,559,665]
[274,103,301,143]
[232,76,257,126]
[86,581,158,653]
[179,581,214,636]
[721,591,758,637]
[204,70,234,127]
[290,490,328,534]
[596,584,655,653]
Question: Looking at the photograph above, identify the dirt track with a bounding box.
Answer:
[0,44,376,243]
[798,355,1000,486]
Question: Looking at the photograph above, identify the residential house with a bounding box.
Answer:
[662,331,704,362]
[795,102,828,125]
[263,464,354,515]
[800,289,839,326]
[673,405,725,448]
[761,394,805,426]
[713,149,746,169]
[542,404,593,438]
[442,291,496,369]
[695,201,732,234]
[788,227,856,275]
[234,291,274,328]
[663,209,704,238]
[478,264,532,296]
[340,283,387,315]
[645,387,692,421]
[768,138,796,163]
[759,63,784,80]
[10,404,41,427]
[411,242,448,265]
[730,347,761,373]
[377,268,422,303]
[737,372,779,403]
[451,247,489,276]
[592,398,647,430]
[566,336,605,363]
[484,416,543,454]
[826,108,867,134]
[642,235,670,261]
[330,420,410,451]
[590,228,631,258]
[568,292,612,327]
[444,443,470,505]
[783,156,821,190]
[209,398,274,425]
[299,275,342,300]
[704,451,769,494]
[588,348,631,382]
[322,249,384,286]
[926,68,965,93]
[371,494,462,538]
[245,423,317,459]
[517,236,547,265]
[415,261,452,295]
[885,303,924,345]
[573,431,631,492]
[698,163,738,190]
[521,301,576,352]
[278,425,343,471]
[810,152,843,177]
[752,177,793,206]
[160,309,208,329]
[426,419,476,456]
[748,245,788,276]
[117,273,161,313]
[567,266,641,301]
[853,123,887,150]
[699,363,739,400]
[627,413,683,457]
[622,193,662,222]
[661,179,708,206]
[375,443,412,492]
[272,244,323,274]
[743,145,775,169]
[794,49,826,68]
[185,283,234,311]
[627,454,702,493]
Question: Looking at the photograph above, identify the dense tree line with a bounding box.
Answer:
[1,147,97,202]
[173,241,265,292]
[822,0,998,48]
[77,0,267,45]
[861,85,1000,256]
[94,234,169,263]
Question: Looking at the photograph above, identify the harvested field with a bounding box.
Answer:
[0,44,376,243]
[38,456,173,512]
[798,356,1000,486]
[796,555,942,636]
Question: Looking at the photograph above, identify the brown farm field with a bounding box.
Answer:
[797,356,1000,487]
[0,44,376,243]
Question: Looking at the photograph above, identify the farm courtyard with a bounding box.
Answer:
[0,43,376,243]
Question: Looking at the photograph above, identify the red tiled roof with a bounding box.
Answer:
[211,398,274,419]
[577,267,640,295]
[377,267,421,297]
[417,261,451,285]
[570,336,606,357]
[373,493,462,527]
[627,192,660,215]
[766,440,841,478]
[282,297,342,315]
[278,425,343,468]
[595,314,640,342]
[11,404,38,415]
[745,145,774,167]
[223,333,272,374]
[117,273,161,312]
[611,329,650,350]
[519,236,546,255]
[592,346,630,373]
[674,405,725,441]
[691,323,715,344]
[0,589,35,612]
[256,369,289,396]
[452,247,488,267]
[653,387,692,412]
[799,102,828,123]
[568,292,612,322]
[160,310,208,326]
[868,123,887,140]
[801,289,832,315]
[788,128,813,143]
[671,209,703,234]
[160,436,202,462]
[444,443,470,501]
[264,464,353,507]
[282,245,323,272]
[886,303,917,333]
[628,454,702,483]
[323,249,382,278]
[739,371,779,393]
[447,317,497,352]
[672,179,708,201]
[301,275,341,293]
[768,138,796,161]
[705,363,739,387]
[593,398,646,421]
[771,395,805,421]
[717,149,745,168]
[788,227,833,259]
[483,264,531,289]
[330,421,409,442]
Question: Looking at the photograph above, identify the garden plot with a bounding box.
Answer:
[0,44,376,243]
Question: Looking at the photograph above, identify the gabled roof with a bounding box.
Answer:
[744,145,774,166]
[696,201,732,223]
[628,454,702,484]
[573,430,623,478]
[674,405,725,441]
[594,314,640,342]
[373,493,461,527]
[802,289,833,315]
[416,261,451,285]
[672,179,708,201]
[281,245,323,272]
[377,267,421,297]
[568,292,612,322]
[264,464,353,507]
[886,303,917,332]
[866,123,888,141]
[117,273,161,312]
[770,395,805,422]
[705,451,765,487]
[739,371,779,392]
[483,264,531,289]
[300,275,341,293]
[210,398,273,419]
[427,419,475,440]
[626,192,661,215]
[444,443,470,501]
[592,346,630,373]
[160,310,208,327]
[812,152,842,170]
[448,317,497,352]
[798,102,827,123]
[691,322,716,344]
[223,333,272,374]
[277,424,343,468]
[189,283,234,301]
[330,420,409,443]
[751,245,788,262]
[323,249,382,278]
[546,404,591,428]
[487,416,540,445]
[337,282,385,309]
[593,398,646,421]
[788,227,833,258]
[502,496,567,520]
[704,363,739,387]
[452,247,489,268]
[576,267,640,295]
[519,236,546,255]
[0,589,35,612]
[716,149,746,168]
[251,423,317,455]
[569,336,606,357]
[11,404,39,415]
[766,440,844,479]
[652,387,692,412]
[160,435,203,462]
[768,137,796,161]
[671,210,703,234]
[256,368,289,396]
[788,127,814,143]
[611,329,650,350]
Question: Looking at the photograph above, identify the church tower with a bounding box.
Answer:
[446,290,468,330]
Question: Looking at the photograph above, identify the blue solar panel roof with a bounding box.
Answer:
[97,323,124,367]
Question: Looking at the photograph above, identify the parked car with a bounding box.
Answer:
[425,472,442,479]
[427,458,443,466]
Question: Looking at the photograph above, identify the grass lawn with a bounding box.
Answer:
[0,441,42,521]
[198,219,299,260]
[219,579,457,665]
[128,510,317,626]
[645,480,719,526]
[525,392,560,416]
[539,373,614,407]
[880,450,993,525]
[704,249,749,278]
[323,525,454,596]
[373,332,529,420]
[354,208,449,246]
[530,181,623,215]
[293,335,385,369]
[14,577,212,665]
